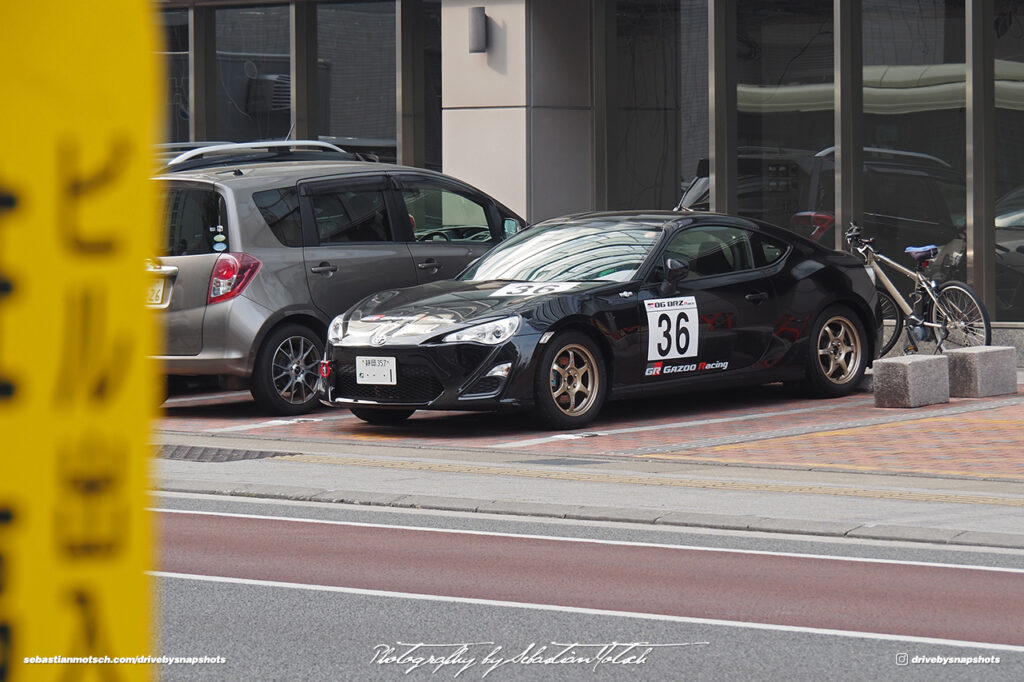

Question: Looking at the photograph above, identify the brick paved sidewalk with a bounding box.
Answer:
[159,382,1024,483]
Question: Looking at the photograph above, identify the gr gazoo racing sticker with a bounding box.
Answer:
[489,282,581,297]
[645,296,699,361]
[645,360,729,377]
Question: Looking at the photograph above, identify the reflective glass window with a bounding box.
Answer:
[863,1,966,293]
[213,6,291,141]
[994,5,1024,320]
[318,2,397,162]
[462,221,663,283]
[606,1,708,210]
[735,2,834,232]
[161,9,190,143]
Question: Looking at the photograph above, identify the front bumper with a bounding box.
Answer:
[318,335,539,411]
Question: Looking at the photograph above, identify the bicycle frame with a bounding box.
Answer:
[854,244,956,346]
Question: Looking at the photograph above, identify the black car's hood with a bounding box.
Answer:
[338,279,617,346]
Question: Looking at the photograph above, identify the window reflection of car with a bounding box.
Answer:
[926,186,1024,318]
[678,147,965,271]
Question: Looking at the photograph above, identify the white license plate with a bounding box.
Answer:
[356,356,396,385]
[146,279,165,305]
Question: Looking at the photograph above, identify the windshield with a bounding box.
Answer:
[459,219,665,283]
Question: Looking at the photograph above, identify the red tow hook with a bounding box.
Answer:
[319,360,332,378]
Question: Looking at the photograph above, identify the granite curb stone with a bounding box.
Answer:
[748,518,861,537]
[654,512,770,531]
[845,524,963,544]
[873,355,949,408]
[478,501,571,518]
[565,506,667,524]
[156,483,1024,549]
[308,491,411,506]
[946,346,1018,398]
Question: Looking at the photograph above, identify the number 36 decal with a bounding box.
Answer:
[645,296,699,361]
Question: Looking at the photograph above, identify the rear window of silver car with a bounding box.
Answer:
[164,187,229,255]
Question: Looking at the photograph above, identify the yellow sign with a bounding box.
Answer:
[0,2,161,679]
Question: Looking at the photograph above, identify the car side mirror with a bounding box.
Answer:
[659,258,689,296]
[502,218,521,236]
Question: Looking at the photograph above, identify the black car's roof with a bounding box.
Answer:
[536,209,699,229]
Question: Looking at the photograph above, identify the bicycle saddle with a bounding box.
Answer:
[904,245,938,262]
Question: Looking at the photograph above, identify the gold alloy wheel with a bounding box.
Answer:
[816,316,863,385]
[549,343,600,417]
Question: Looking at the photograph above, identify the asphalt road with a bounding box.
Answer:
[153,493,1024,681]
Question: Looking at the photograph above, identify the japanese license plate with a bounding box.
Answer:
[356,356,396,385]
[146,278,165,305]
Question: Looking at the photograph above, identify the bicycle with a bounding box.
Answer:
[844,222,991,356]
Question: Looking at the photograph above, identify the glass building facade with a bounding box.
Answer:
[158,0,1024,327]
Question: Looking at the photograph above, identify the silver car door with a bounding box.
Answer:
[299,175,417,318]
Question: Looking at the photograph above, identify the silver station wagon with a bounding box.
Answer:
[148,141,524,414]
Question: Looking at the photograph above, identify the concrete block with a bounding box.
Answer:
[945,346,1018,398]
[873,355,949,408]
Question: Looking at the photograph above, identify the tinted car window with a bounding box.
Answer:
[752,233,788,267]
[253,187,302,247]
[400,186,493,243]
[311,188,392,244]
[661,225,754,278]
[164,187,227,255]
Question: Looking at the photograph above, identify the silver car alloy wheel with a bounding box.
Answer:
[548,343,600,417]
[816,315,863,385]
[271,335,320,405]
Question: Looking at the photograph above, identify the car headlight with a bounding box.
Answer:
[327,315,345,345]
[442,316,520,345]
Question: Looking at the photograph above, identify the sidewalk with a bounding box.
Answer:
[154,371,1024,549]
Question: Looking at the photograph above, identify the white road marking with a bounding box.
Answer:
[205,414,354,433]
[495,399,876,448]
[150,571,1024,652]
[163,391,251,406]
[150,508,1024,574]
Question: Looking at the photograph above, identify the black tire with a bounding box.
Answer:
[349,407,415,425]
[804,304,868,398]
[250,324,324,415]
[533,331,607,430]
[876,288,904,357]
[930,280,991,349]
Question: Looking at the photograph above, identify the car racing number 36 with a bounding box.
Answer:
[645,296,699,361]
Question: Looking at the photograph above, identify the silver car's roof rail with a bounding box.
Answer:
[166,140,350,167]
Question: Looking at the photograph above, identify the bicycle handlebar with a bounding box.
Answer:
[844,222,876,255]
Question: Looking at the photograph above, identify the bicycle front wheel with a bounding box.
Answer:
[876,288,904,357]
[930,281,991,349]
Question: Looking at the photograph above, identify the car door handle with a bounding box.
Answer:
[416,259,440,271]
[310,262,338,274]
[745,291,769,303]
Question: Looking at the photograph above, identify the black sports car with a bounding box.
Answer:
[318,211,879,429]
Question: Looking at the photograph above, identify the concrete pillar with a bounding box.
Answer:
[441,0,594,222]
